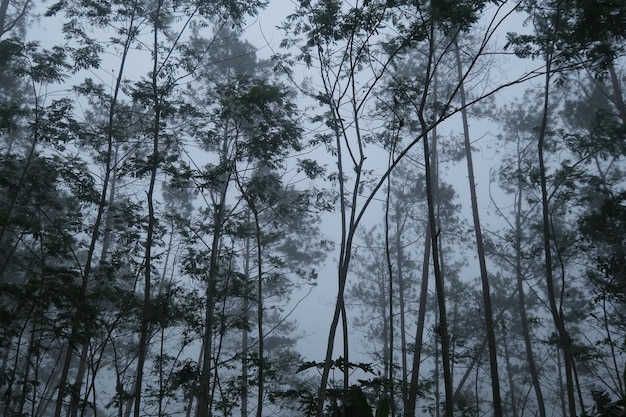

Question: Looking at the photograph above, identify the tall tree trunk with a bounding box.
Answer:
[537,39,577,417]
[71,148,119,417]
[514,145,547,417]
[316,99,365,417]
[381,255,390,381]
[434,309,441,417]
[422,123,452,417]
[453,40,503,417]
[185,347,203,417]
[241,233,251,417]
[4,321,27,417]
[196,179,229,417]
[384,151,395,416]
[572,355,586,414]
[501,326,519,417]
[406,224,430,417]
[395,204,409,411]
[557,349,567,417]
[54,9,137,415]
[249,202,264,417]
[418,25,452,413]
[132,3,163,415]
[406,45,442,416]
[54,30,132,417]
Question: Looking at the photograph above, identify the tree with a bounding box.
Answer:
[278,1,538,414]
[0,0,32,39]
[488,92,551,417]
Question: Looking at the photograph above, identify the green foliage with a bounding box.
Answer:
[429,0,489,31]
[564,0,626,68]
[580,191,626,302]
[590,389,626,417]
[293,358,398,417]
[506,0,626,70]
[328,385,374,417]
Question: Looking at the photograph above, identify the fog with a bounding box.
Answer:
[1,1,625,417]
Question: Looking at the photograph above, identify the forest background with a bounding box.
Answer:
[1,0,625,417]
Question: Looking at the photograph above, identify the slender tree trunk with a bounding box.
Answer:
[212,272,233,414]
[196,202,226,417]
[16,321,36,417]
[418,25,452,412]
[248,203,264,417]
[0,0,9,36]
[406,47,439,417]
[316,25,373,412]
[71,149,119,417]
[406,224,430,417]
[537,42,577,417]
[422,127,452,417]
[395,205,409,411]
[453,40,503,416]
[0,345,9,405]
[241,233,251,417]
[514,147,547,417]
[451,303,459,398]
[157,327,165,417]
[608,63,626,123]
[384,151,395,416]
[196,166,230,417]
[557,349,567,417]
[132,3,163,415]
[4,295,34,417]
[54,9,137,416]
[185,347,203,417]
[453,335,487,402]
[123,380,136,417]
[341,292,349,398]
[501,327,519,417]
[602,295,624,396]
[316,102,364,417]
[0,0,31,38]
[381,256,390,380]
[572,356,586,414]
[434,310,441,417]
